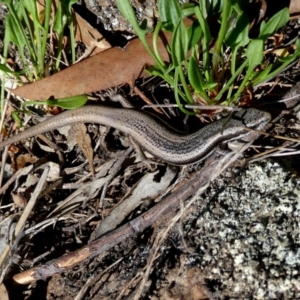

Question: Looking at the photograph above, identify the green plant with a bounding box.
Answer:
[0,0,81,119]
[11,94,88,127]
[117,0,300,112]
[2,0,77,79]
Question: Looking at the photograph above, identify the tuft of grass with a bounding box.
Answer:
[117,0,300,113]
[0,0,87,120]
[1,0,77,80]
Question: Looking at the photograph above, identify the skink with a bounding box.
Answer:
[0,106,271,165]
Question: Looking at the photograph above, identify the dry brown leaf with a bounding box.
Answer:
[39,0,111,54]
[12,192,27,208]
[0,284,9,300]
[11,31,171,100]
[271,47,295,57]
[11,19,196,100]
[69,123,94,176]
[290,0,300,18]
[74,12,111,55]
[13,153,38,171]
